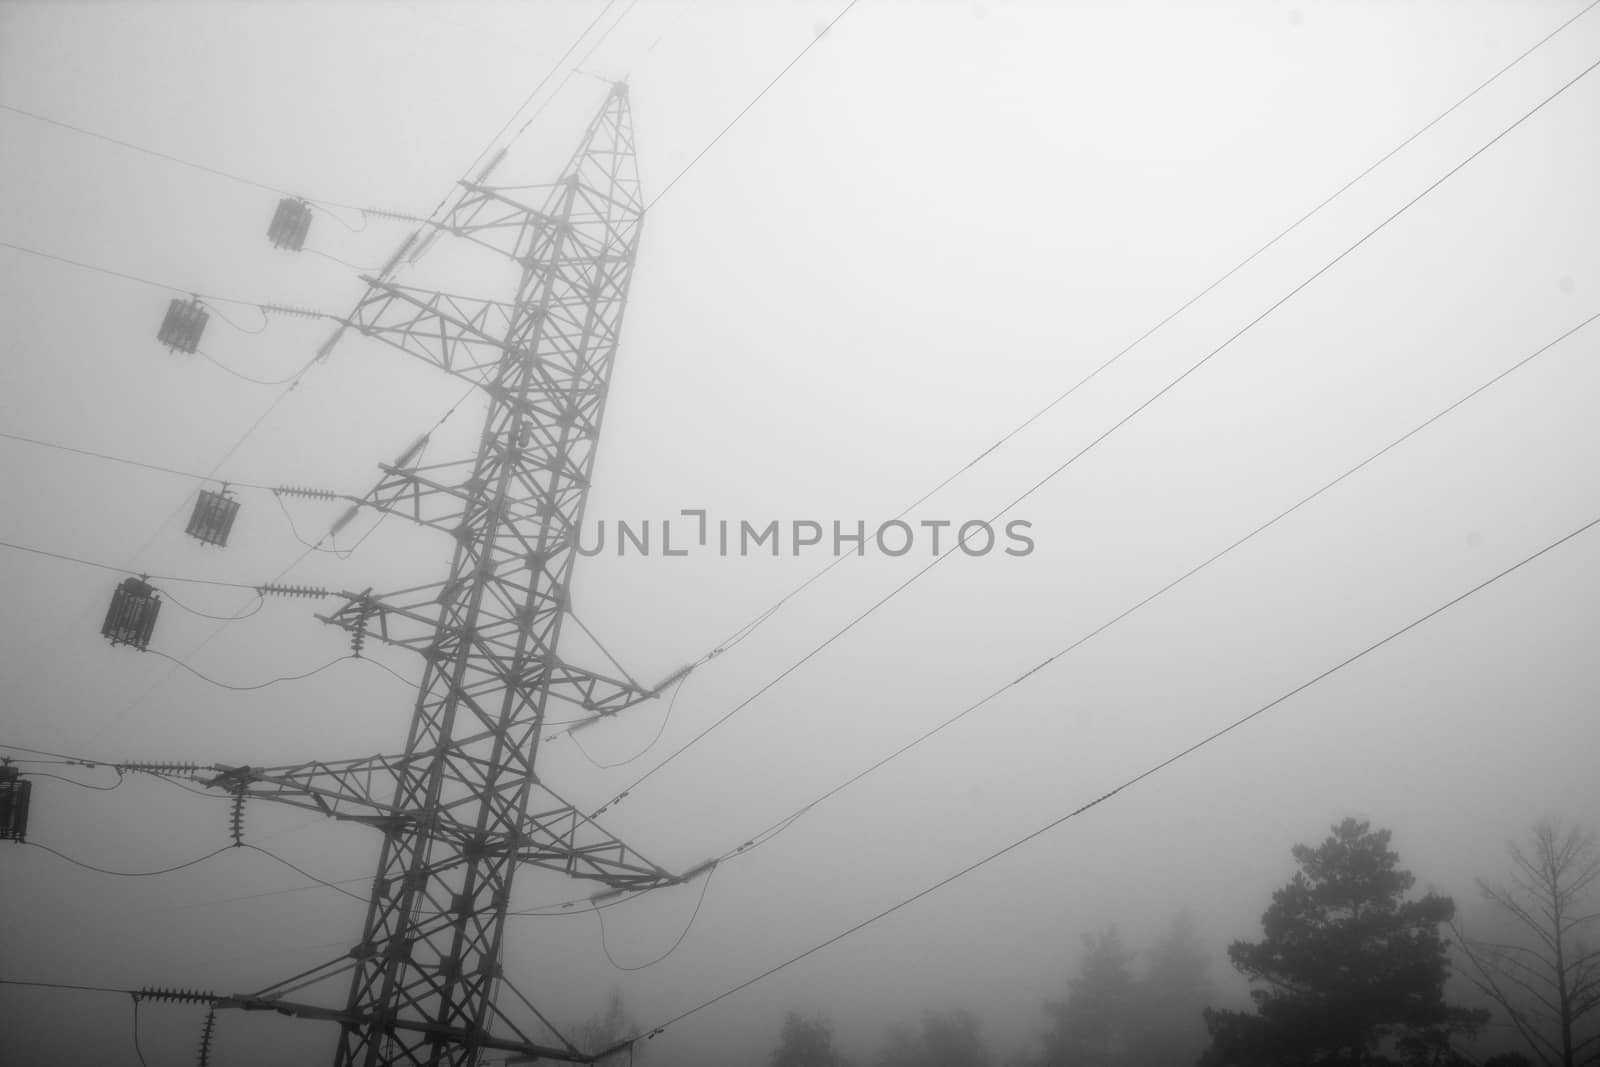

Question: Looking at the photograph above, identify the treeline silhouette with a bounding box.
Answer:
[758,817,1597,1067]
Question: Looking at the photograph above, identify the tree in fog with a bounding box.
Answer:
[878,1009,989,1067]
[1038,926,1136,1065]
[1126,911,1215,1066]
[1455,819,1600,1067]
[771,1011,851,1067]
[1028,916,1213,1067]
[1200,818,1487,1066]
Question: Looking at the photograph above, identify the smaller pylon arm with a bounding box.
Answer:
[441,183,566,265]
[317,584,442,653]
[364,457,479,535]
[540,659,684,718]
[214,992,594,1063]
[194,758,679,890]
[509,780,678,888]
[348,278,551,390]
[364,455,589,535]
[202,756,408,827]
[319,588,676,716]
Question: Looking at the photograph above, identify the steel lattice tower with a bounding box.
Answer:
[337,82,645,1065]
[177,85,687,1065]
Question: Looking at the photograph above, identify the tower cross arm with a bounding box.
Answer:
[318,587,680,717]
[346,278,578,402]
[199,756,410,826]
[442,183,571,265]
[363,452,590,536]
[214,993,597,1063]
[195,760,682,892]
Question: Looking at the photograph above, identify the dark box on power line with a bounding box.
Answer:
[268,197,312,251]
[187,486,240,547]
[0,766,31,841]
[102,576,161,650]
[157,296,208,354]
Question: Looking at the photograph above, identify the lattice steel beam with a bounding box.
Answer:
[166,84,662,1066]
[199,760,676,888]
[317,84,647,1067]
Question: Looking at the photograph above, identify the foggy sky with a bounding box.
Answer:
[2,1,1597,1065]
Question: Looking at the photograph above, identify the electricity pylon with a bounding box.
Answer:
[146,84,689,1065]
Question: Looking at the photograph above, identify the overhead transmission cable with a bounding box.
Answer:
[0,538,263,590]
[0,429,271,488]
[661,0,1600,676]
[712,308,1600,862]
[0,101,343,207]
[21,769,125,792]
[23,833,368,902]
[0,241,334,696]
[2,0,775,615]
[196,348,316,387]
[1,0,628,633]
[456,0,626,184]
[568,674,690,770]
[594,863,716,971]
[602,506,1600,1054]
[556,291,1594,934]
[65,0,633,670]
[0,238,292,309]
[0,0,629,234]
[144,650,370,693]
[75,389,473,743]
[645,0,860,211]
[593,49,1600,817]
[28,841,234,878]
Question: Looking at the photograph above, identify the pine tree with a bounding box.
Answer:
[1128,912,1215,1067]
[877,1010,989,1067]
[1201,818,1487,1066]
[1039,927,1136,1065]
[771,1011,849,1067]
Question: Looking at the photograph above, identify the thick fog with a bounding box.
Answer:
[1,2,1597,1065]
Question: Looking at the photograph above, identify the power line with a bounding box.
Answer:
[22,834,368,903]
[21,769,126,792]
[0,742,90,762]
[242,844,370,905]
[595,49,1600,816]
[669,0,1600,698]
[1,0,633,220]
[130,997,152,1067]
[712,308,1600,862]
[568,673,690,770]
[0,101,306,200]
[145,651,414,694]
[595,863,716,971]
[137,872,372,913]
[156,588,266,622]
[0,428,269,487]
[45,4,640,745]
[76,390,477,746]
[459,0,626,182]
[0,245,332,684]
[0,238,289,308]
[612,507,1600,1051]
[0,537,262,589]
[197,347,319,387]
[646,0,860,211]
[28,841,233,878]
[0,978,132,997]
